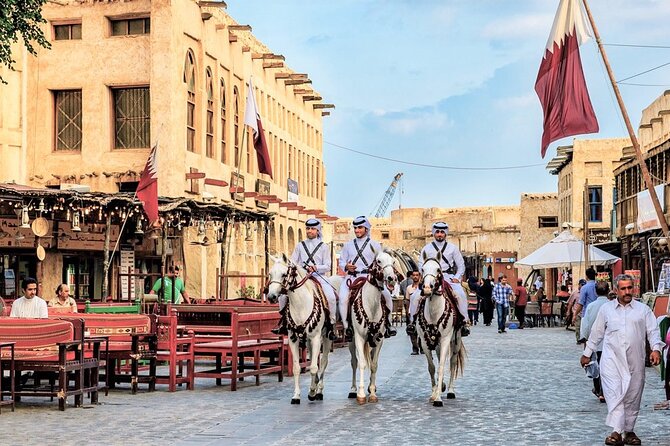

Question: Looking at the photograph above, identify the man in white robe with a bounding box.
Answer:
[581,274,664,446]
[10,277,48,318]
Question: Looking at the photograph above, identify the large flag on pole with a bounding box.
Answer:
[136,144,159,223]
[535,0,599,158]
[244,77,273,178]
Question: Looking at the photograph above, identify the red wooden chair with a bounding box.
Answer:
[153,309,195,392]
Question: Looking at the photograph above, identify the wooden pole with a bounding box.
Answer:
[102,213,112,299]
[581,0,669,236]
[583,179,590,268]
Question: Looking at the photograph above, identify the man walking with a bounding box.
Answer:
[513,278,528,329]
[492,275,513,333]
[574,267,597,344]
[580,274,664,446]
[404,269,422,355]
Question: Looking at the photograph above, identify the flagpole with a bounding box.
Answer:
[581,0,669,236]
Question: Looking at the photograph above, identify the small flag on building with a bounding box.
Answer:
[244,77,273,178]
[535,0,599,158]
[136,144,159,223]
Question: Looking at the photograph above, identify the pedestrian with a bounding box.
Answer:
[534,274,544,292]
[513,278,528,329]
[272,218,338,340]
[404,269,422,355]
[467,276,480,326]
[338,216,396,340]
[580,274,664,446]
[574,267,598,344]
[556,285,570,301]
[10,277,48,318]
[565,279,586,329]
[479,277,494,326]
[580,281,615,403]
[49,283,77,313]
[492,275,513,333]
[150,265,191,304]
[407,221,470,337]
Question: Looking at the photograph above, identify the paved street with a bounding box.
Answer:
[1,322,667,446]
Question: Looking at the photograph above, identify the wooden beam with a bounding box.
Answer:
[243,192,258,198]
[229,186,244,193]
[302,96,322,102]
[228,24,252,31]
[262,61,284,69]
[198,1,227,8]
[278,202,298,208]
[284,79,312,86]
[201,12,213,20]
[292,89,314,95]
[204,178,228,187]
[313,103,335,109]
[241,45,250,52]
[185,172,206,180]
[252,53,285,61]
[322,112,330,116]
[228,32,237,43]
[289,73,308,79]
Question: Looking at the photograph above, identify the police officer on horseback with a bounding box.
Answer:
[338,216,397,341]
[407,221,470,337]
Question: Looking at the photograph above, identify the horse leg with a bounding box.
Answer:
[433,336,450,407]
[316,337,331,400]
[367,342,383,403]
[446,331,461,400]
[289,340,301,404]
[307,334,321,401]
[354,334,368,404]
[423,338,437,401]
[348,341,357,399]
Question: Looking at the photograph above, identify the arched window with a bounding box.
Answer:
[233,85,240,167]
[220,78,227,163]
[205,67,214,158]
[183,50,196,152]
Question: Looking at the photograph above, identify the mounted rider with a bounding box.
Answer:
[272,218,337,340]
[338,216,397,341]
[407,221,470,337]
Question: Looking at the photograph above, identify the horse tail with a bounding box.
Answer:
[452,334,467,378]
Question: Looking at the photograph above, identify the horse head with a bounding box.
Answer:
[420,256,443,297]
[370,249,397,291]
[267,253,296,303]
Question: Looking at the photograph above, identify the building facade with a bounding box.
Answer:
[1,0,333,300]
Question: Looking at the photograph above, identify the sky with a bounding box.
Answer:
[227,0,670,218]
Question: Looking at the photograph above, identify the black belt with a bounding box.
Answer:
[348,269,369,276]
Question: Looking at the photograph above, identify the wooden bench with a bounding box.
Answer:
[55,313,156,394]
[151,309,195,392]
[0,317,101,411]
[85,301,141,314]
[171,304,285,390]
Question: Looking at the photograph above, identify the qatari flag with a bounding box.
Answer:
[244,77,273,178]
[136,144,159,223]
[535,0,599,158]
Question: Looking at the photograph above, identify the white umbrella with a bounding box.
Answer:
[515,230,620,269]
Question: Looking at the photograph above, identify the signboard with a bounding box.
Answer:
[625,269,641,298]
[636,184,666,232]
[657,263,670,294]
[287,178,299,203]
[120,249,135,301]
[231,172,245,202]
[56,222,120,251]
[255,179,270,209]
[0,218,54,249]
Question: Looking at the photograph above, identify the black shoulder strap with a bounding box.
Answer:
[301,241,323,267]
[432,241,452,271]
[352,238,371,268]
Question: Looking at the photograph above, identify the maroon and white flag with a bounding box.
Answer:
[535,0,599,158]
[244,77,273,178]
[136,144,159,223]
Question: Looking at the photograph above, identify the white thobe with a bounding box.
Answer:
[337,236,391,329]
[584,299,665,433]
[287,238,337,323]
[10,296,49,318]
[412,240,468,319]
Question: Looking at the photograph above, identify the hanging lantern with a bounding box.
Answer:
[37,199,46,213]
[135,218,144,235]
[20,206,30,229]
[72,210,82,232]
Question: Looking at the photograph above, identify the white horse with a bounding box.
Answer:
[347,249,397,404]
[416,256,466,407]
[267,253,339,404]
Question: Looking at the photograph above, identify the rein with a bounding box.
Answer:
[349,267,391,348]
[417,280,457,351]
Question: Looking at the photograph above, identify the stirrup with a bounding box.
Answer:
[344,326,353,342]
[460,325,470,337]
[406,323,416,336]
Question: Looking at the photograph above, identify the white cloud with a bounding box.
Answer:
[494,93,537,110]
[376,108,452,136]
[482,13,553,40]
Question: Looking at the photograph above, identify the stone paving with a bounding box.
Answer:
[1,322,668,445]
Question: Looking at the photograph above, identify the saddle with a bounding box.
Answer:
[307,275,332,320]
[442,280,465,329]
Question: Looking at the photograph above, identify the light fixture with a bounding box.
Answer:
[135,219,144,235]
[72,210,82,232]
[20,206,30,229]
[37,199,46,213]
[197,220,206,236]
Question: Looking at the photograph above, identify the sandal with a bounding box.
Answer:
[598,395,606,403]
[605,432,623,446]
[623,432,641,445]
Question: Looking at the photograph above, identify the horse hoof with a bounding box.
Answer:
[290,398,301,405]
[356,397,367,405]
[446,392,456,399]
[368,395,378,403]
[307,394,316,401]
[441,383,447,392]
[433,400,444,407]
[348,392,357,399]
[315,393,323,400]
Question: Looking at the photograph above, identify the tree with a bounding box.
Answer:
[0,0,50,83]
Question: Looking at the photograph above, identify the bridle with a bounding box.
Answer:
[367,258,396,291]
[420,258,444,296]
[268,263,311,295]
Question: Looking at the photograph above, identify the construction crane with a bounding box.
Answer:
[371,173,403,217]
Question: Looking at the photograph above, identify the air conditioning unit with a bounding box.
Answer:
[60,183,91,193]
